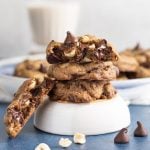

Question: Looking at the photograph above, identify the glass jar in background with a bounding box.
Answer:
[0,0,32,58]
[27,0,80,51]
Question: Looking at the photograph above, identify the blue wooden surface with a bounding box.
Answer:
[0,103,150,150]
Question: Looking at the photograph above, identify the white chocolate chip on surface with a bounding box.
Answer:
[59,138,72,148]
[73,133,86,144]
[35,143,51,150]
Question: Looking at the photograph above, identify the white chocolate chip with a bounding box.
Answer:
[89,44,95,50]
[73,133,86,144]
[35,143,51,150]
[99,45,106,49]
[25,100,30,106]
[81,35,90,43]
[29,80,36,89]
[82,57,92,63]
[64,49,76,57]
[59,138,72,148]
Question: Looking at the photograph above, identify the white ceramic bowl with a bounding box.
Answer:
[34,94,130,135]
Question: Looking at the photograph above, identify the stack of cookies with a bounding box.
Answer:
[46,32,119,103]
[4,32,119,138]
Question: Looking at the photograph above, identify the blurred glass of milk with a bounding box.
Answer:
[28,0,80,46]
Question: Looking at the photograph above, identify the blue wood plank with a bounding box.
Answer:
[1,103,150,150]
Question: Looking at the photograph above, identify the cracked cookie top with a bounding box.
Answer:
[46,32,119,64]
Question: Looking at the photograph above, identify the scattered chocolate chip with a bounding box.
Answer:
[64,31,77,45]
[114,128,129,144]
[134,121,148,137]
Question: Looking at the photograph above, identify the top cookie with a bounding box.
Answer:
[46,32,119,64]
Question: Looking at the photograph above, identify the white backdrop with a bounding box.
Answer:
[77,0,150,51]
[0,0,150,57]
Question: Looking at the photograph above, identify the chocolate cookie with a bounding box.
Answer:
[136,66,150,78]
[14,60,49,79]
[4,78,54,137]
[134,50,150,68]
[49,80,116,103]
[48,62,119,80]
[46,32,119,64]
[121,44,150,68]
[115,54,139,72]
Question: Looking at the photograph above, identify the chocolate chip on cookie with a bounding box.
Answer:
[4,78,55,137]
[49,81,116,103]
[48,62,118,80]
[46,32,119,64]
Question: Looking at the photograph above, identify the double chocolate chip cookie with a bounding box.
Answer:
[48,62,118,80]
[46,32,118,103]
[14,59,49,79]
[46,31,119,64]
[4,78,54,137]
[49,81,116,103]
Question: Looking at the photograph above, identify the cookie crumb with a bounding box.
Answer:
[35,143,51,150]
[73,133,86,144]
[59,138,72,148]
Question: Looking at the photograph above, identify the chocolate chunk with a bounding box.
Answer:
[134,121,148,137]
[8,108,24,125]
[75,48,87,62]
[64,31,77,45]
[30,87,41,97]
[47,54,62,64]
[114,128,129,144]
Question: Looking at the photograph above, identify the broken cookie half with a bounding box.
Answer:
[4,77,54,138]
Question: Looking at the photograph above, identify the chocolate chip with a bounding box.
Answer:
[47,54,62,64]
[75,48,87,62]
[52,47,61,54]
[133,43,141,51]
[94,49,105,60]
[8,108,24,125]
[114,128,129,144]
[134,121,148,137]
[64,31,77,45]
[39,64,47,73]
[30,87,41,97]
